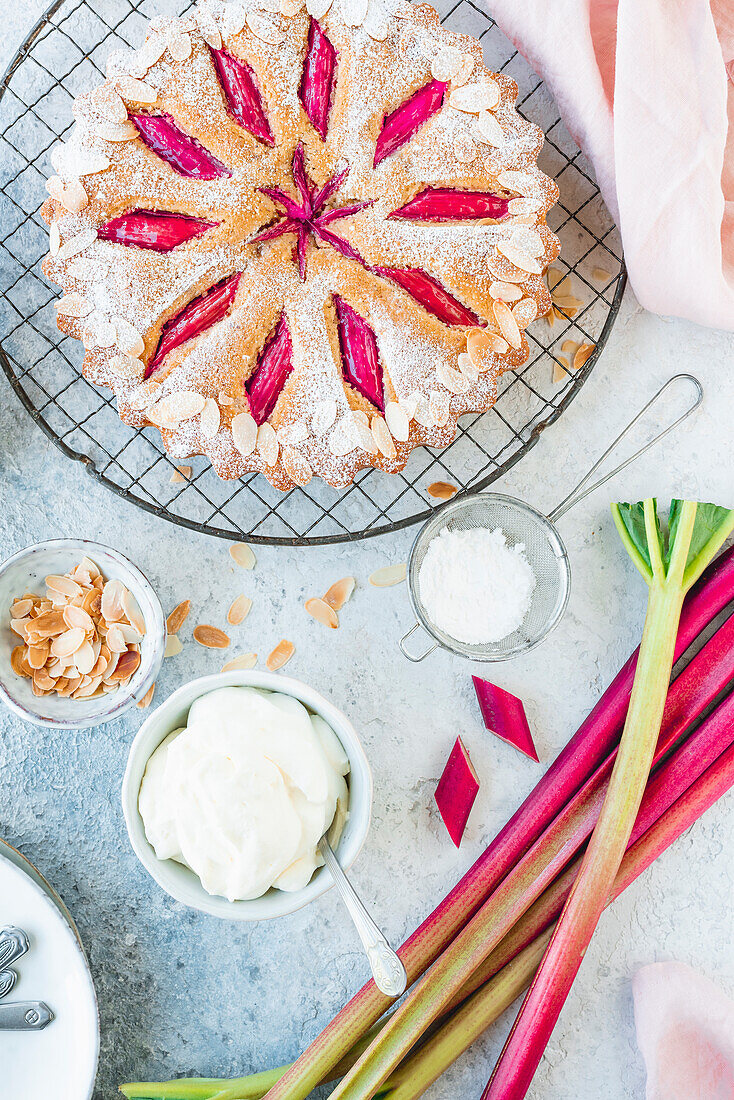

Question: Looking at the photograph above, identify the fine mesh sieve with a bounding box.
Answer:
[399,374,703,663]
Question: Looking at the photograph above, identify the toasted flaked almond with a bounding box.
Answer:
[73,641,96,675]
[282,446,313,486]
[436,361,469,395]
[451,53,474,87]
[280,0,304,13]
[453,133,476,163]
[222,652,258,672]
[121,588,145,635]
[257,421,280,466]
[11,646,31,678]
[164,633,183,658]
[116,622,142,645]
[101,579,125,622]
[592,266,612,282]
[323,576,355,611]
[108,354,144,379]
[107,648,140,682]
[59,179,88,213]
[573,343,595,370]
[218,391,234,406]
[232,411,257,456]
[474,110,504,146]
[449,80,500,113]
[466,328,509,370]
[11,598,33,618]
[200,397,220,439]
[27,643,50,670]
[63,604,93,631]
[54,227,95,260]
[547,267,566,291]
[33,668,56,692]
[311,398,337,436]
[114,76,158,104]
[278,420,309,447]
[512,298,538,328]
[193,624,230,649]
[230,542,256,570]
[170,465,191,483]
[431,45,462,82]
[306,0,332,17]
[305,597,339,629]
[427,481,458,500]
[46,175,65,202]
[137,682,156,708]
[88,83,128,122]
[370,416,397,458]
[28,610,65,638]
[167,31,193,60]
[369,562,407,587]
[10,617,29,638]
[510,226,544,257]
[489,280,523,303]
[492,299,522,350]
[166,599,190,634]
[496,241,542,275]
[458,352,479,382]
[83,313,117,350]
[95,120,139,142]
[342,0,368,25]
[266,639,295,671]
[106,625,127,654]
[46,574,82,598]
[227,594,252,626]
[385,401,409,442]
[429,390,450,428]
[51,627,86,658]
[553,358,569,383]
[150,390,205,427]
[224,4,248,34]
[113,315,145,357]
[561,339,579,354]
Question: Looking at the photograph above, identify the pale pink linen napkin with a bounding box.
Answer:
[632,961,734,1100]
[488,0,734,331]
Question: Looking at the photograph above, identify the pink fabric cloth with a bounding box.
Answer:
[489,0,734,331]
[632,961,734,1100]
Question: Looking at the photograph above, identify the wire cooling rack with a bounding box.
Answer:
[0,0,625,545]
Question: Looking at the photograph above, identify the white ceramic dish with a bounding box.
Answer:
[0,847,99,1100]
[0,539,165,728]
[122,671,373,920]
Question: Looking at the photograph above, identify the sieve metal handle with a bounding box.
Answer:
[399,623,438,662]
[547,373,703,523]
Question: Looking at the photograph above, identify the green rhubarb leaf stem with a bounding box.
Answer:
[120,1067,288,1100]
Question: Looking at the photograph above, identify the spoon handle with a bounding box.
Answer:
[318,836,407,998]
[0,1001,54,1030]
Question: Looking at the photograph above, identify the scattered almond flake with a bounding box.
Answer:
[278,419,308,446]
[56,228,97,262]
[491,300,522,350]
[46,175,66,202]
[137,682,156,708]
[167,31,193,60]
[84,312,117,350]
[166,599,190,634]
[343,0,368,25]
[232,411,257,456]
[592,266,612,282]
[164,633,183,658]
[573,343,595,371]
[246,10,284,42]
[347,415,378,454]
[282,445,313,485]
[553,294,583,313]
[218,391,234,405]
[305,596,339,629]
[280,0,305,14]
[56,292,93,318]
[170,465,192,483]
[227,594,252,625]
[230,542,256,570]
[508,196,543,215]
[149,391,205,427]
[489,280,523,303]
[128,380,162,410]
[474,110,504,146]
[553,358,569,383]
[114,76,158,104]
[266,639,295,671]
[547,267,565,291]
[369,562,407,587]
[223,4,247,33]
[108,354,144,379]
[200,397,221,438]
[457,352,479,382]
[311,398,337,436]
[385,400,409,442]
[113,316,145,357]
[428,481,458,501]
[429,391,450,427]
[222,652,258,672]
[451,53,474,87]
[370,415,397,459]
[94,120,139,142]
[512,298,538,328]
[449,80,500,113]
[58,179,89,213]
[256,421,279,466]
[363,8,389,39]
[323,576,355,610]
[496,241,542,274]
[328,422,356,457]
[402,391,422,421]
[49,223,61,257]
[437,361,469,394]
[453,133,477,163]
[193,624,230,649]
[431,45,462,82]
[510,226,545,258]
[561,339,579,354]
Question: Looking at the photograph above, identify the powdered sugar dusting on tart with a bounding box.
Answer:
[41,0,559,490]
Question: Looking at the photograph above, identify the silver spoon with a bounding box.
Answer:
[0,928,53,1031]
[318,835,407,997]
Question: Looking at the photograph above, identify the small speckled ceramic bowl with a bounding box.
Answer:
[122,670,373,920]
[0,539,165,728]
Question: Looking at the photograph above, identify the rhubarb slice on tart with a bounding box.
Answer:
[41,0,559,490]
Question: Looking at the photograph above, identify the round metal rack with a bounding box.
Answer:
[0,0,625,545]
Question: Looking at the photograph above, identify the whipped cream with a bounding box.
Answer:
[138,686,350,901]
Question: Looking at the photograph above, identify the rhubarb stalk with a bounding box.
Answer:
[260,546,734,1100]
[484,499,734,1099]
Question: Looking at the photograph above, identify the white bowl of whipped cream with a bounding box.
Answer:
[121,671,372,920]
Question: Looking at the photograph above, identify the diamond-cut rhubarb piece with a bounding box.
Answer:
[472,675,539,761]
[334,295,383,410]
[245,315,294,424]
[434,736,480,847]
[98,210,218,251]
[389,187,510,222]
[299,19,336,141]
[374,267,481,326]
[210,47,273,146]
[374,79,446,168]
[132,114,231,179]
[146,272,241,377]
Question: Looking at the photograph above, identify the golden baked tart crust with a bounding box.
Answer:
[41,0,559,490]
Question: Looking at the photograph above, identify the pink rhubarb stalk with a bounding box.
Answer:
[210,47,274,146]
[260,545,734,1100]
[132,114,230,179]
[374,80,446,167]
[334,295,384,410]
[373,267,481,327]
[484,499,734,1100]
[146,272,241,377]
[245,315,294,424]
[97,210,218,251]
[299,19,336,140]
[388,188,510,223]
